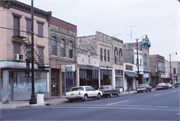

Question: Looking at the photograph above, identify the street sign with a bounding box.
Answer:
[24,48,31,52]
[25,53,32,57]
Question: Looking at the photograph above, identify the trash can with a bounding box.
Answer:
[37,90,44,104]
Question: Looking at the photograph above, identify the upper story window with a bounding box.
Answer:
[104,49,106,62]
[25,17,31,35]
[69,41,73,58]
[61,39,66,57]
[100,48,103,61]
[13,41,22,54]
[51,36,57,55]
[144,54,147,66]
[37,21,44,37]
[114,48,118,64]
[12,13,22,36]
[173,68,176,74]
[108,50,110,62]
[119,49,122,64]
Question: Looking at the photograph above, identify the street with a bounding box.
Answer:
[1,88,180,120]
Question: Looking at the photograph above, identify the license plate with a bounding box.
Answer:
[71,94,74,96]
[140,89,142,90]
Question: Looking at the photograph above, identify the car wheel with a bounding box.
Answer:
[83,95,88,101]
[69,99,74,102]
[97,93,101,99]
[137,91,139,93]
[117,92,120,97]
[146,89,149,93]
[109,92,113,98]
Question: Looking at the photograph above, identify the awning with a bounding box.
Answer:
[125,72,138,78]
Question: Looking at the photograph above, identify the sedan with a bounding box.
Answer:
[65,86,102,102]
[156,83,168,90]
[165,83,173,89]
[99,85,120,98]
[136,84,152,93]
[174,83,180,88]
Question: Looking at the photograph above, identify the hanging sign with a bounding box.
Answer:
[61,65,75,72]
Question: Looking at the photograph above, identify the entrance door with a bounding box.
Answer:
[127,78,133,90]
[51,70,58,96]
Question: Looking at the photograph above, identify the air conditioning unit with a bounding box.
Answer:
[14,54,24,61]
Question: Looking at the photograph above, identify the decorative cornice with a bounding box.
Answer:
[0,0,52,21]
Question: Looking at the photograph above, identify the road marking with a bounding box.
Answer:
[156,106,168,108]
[154,93,161,96]
[107,100,129,105]
[13,104,15,108]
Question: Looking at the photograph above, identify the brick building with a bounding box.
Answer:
[48,17,77,96]
[149,54,165,87]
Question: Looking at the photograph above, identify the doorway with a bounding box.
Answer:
[51,69,59,96]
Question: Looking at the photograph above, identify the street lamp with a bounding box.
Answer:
[135,35,148,85]
[169,52,177,85]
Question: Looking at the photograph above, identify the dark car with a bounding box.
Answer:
[174,83,180,88]
[165,83,173,89]
[99,85,120,98]
[156,83,168,90]
[136,84,152,93]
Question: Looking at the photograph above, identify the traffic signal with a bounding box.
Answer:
[25,58,30,77]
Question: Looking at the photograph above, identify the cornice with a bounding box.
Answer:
[0,0,52,21]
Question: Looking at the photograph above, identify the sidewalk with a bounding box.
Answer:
[0,89,155,109]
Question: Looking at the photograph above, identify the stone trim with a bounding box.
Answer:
[1,1,51,21]
[37,20,44,25]
[12,12,22,18]
[25,17,31,21]
[37,44,45,49]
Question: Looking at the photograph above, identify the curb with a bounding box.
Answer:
[16,102,52,108]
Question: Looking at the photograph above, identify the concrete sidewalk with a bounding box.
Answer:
[0,89,155,109]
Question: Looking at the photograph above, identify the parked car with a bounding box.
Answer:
[156,83,168,90]
[136,84,152,93]
[65,86,102,102]
[174,83,180,88]
[98,85,120,98]
[165,83,173,89]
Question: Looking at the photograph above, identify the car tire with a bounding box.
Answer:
[117,92,120,97]
[83,95,88,101]
[97,93,101,99]
[146,89,148,93]
[109,92,113,98]
[69,99,74,102]
[137,91,139,93]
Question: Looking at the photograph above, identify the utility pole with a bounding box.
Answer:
[29,0,36,104]
[136,39,140,84]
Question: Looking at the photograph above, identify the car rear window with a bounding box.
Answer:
[139,84,147,87]
[71,87,84,91]
[100,86,110,89]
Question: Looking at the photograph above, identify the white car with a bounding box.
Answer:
[65,86,102,102]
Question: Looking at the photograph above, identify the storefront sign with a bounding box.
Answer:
[143,73,149,78]
[161,74,165,78]
[61,65,75,72]
[126,65,133,71]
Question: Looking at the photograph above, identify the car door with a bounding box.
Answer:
[90,86,97,97]
[85,86,92,97]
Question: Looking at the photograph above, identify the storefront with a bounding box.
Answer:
[79,68,99,89]
[124,63,138,91]
[115,70,123,89]
[1,69,49,101]
[100,69,112,86]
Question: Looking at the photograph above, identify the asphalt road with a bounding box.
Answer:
[1,88,180,120]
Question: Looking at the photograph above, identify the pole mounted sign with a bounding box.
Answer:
[61,65,75,72]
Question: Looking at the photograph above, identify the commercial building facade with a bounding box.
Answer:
[0,1,51,103]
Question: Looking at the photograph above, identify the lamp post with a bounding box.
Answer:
[29,0,36,104]
[169,52,177,85]
[135,35,148,85]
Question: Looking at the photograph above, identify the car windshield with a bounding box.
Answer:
[71,87,84,91]
[158,83,165,86]
[99,86,110,89]
[139,84,147,87]
[165,83,170,85]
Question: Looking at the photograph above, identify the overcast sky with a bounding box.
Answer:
[20,0,180,61]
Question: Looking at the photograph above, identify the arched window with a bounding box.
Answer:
[61,39,66,57]
[114,48,118,63]
[51,36,57,55]
[144,54,147,66]
[119,49,122,64]
[69,41,73,58]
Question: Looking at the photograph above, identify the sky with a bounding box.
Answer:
[20,0,180,61]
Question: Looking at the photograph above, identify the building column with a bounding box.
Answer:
[49,68,51,97]
[59,69,62,96]
[112,66,115,87]
[3,70,9,104]
[76,65,79,86]
[98,69,101,87]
